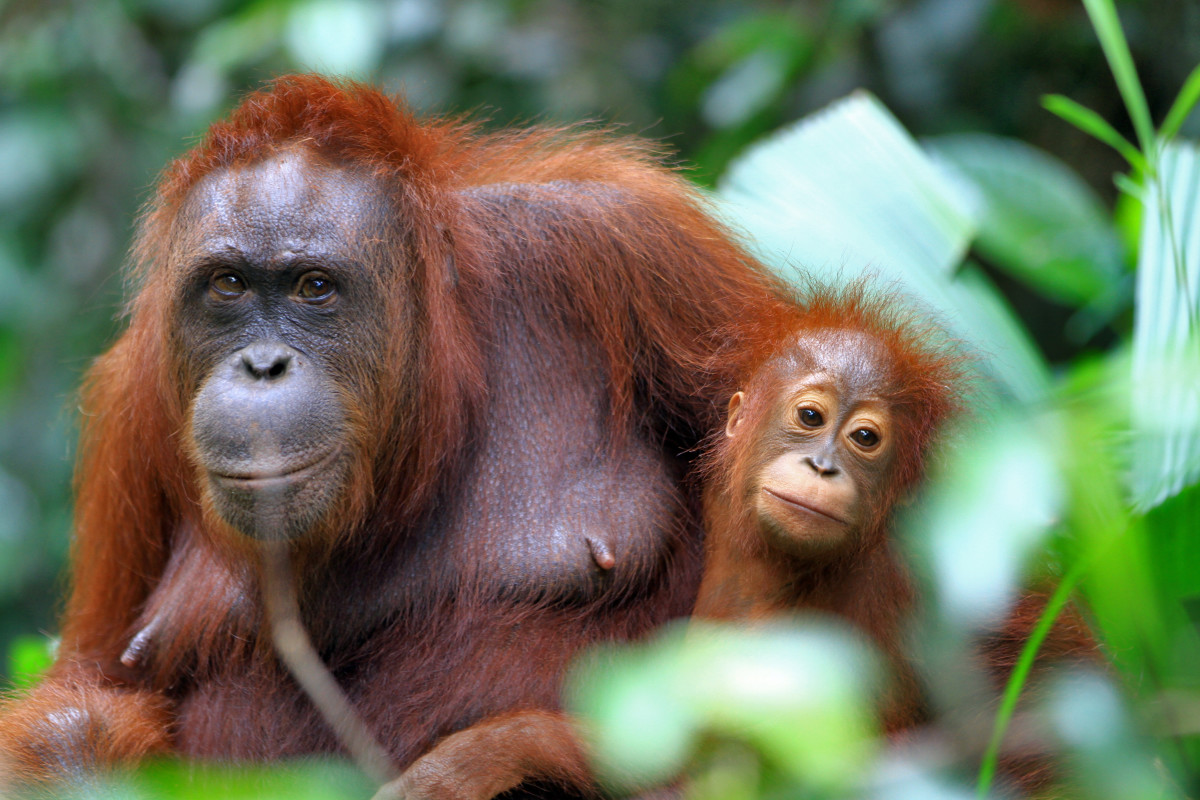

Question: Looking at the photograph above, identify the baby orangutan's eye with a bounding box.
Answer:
[850,428,880,449]
[797,407,824,428]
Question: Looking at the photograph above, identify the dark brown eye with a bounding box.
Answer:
[296,272,336,303]
[797,407,824,428]
[209,271,246,298]
[851,428,880,449]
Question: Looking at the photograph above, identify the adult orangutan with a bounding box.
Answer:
[0,75,796,798]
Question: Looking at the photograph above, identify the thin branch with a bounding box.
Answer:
[251,431,397,787]
[261,541,398,787]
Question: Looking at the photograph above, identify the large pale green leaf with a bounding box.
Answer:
[718,91,975,278]
[716,91,1049,402]
[1130,139,1200,510]
[926,133,1127,309]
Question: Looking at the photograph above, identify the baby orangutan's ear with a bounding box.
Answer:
[725,391,746,439]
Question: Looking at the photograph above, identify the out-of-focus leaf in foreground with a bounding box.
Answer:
[1053,352,1200,779]
[567,619,879,797]
[73,759,373,800]
[1046,672,1181,800]
[911,411,1065,631]
[716,91,1049,403]
[6,634,55,690]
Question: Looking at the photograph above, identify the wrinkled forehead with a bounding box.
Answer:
[774,328,894,397]
[171,148,390,255]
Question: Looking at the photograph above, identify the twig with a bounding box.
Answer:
[261,541,398,786]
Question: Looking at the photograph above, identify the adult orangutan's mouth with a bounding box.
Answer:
[211,447,342,490]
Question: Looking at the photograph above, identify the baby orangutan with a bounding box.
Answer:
[695,287,963,731]
[693,288,1106,797]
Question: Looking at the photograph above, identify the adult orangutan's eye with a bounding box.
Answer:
[210,272,246,298]
[296,272,337,303]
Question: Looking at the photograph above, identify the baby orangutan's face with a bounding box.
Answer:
[726,330,898,558]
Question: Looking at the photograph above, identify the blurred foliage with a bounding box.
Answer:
[569,620,881,796]
[5,635,55,691]
[50,759,375,800]
[4,0,1200,798]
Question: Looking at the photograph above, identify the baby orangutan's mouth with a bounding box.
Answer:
[761,486,848,525]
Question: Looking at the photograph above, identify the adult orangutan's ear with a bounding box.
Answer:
[725,392,745,439]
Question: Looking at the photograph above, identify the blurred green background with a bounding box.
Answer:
[3,1,1200,797]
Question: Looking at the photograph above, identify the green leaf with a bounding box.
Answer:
[1060,384,1157,660]
[190,1,289,73]
[716,91,1049,402]
[1051,361,1184,758]
[1044,674,1182,800]
[1147,484,1200,630]
[949,265,1052,402]
[567,633,698,789]
[1113,177,1144,261]
[1061,358,1200,778]
[7,634,55,689]
[719,91,975,277]
[977,563,1085,798]
[1129,139,1200,510]
[131,758,373,799]
[1043,94,1147,172]
[567,621,878,795]
[1081,0,1155,154]
[927,133,1126,308]
[1160,62,1200,142]
[1114,172,1144,200]
[914,411,1065,631]
[702,49,792,129]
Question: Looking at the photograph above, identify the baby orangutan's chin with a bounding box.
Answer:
[755,486,857,559]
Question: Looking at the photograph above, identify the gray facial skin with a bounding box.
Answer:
[170,149,388,541]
